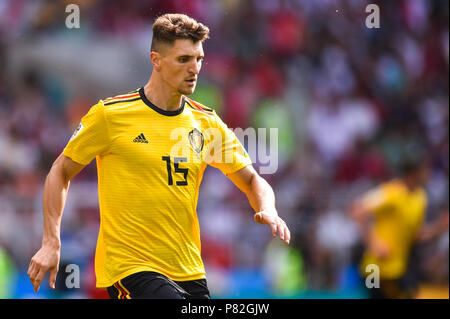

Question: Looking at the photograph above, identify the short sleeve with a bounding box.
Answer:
[206,112,252,176]
[63,101,111,165]
[361,184,396,215]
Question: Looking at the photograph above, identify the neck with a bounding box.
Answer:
[403,176,419,192]
[143,74,183,111]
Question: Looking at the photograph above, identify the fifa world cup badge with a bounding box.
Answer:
[70,123,84,141]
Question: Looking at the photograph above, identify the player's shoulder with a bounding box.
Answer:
[381,179,405,194]
[413,184,427,202]
[385,179,427,208]
[184,96,215,117]
[101,88,141,107]
[382,178,427,202]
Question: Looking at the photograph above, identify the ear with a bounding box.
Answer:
[150,51,162,72]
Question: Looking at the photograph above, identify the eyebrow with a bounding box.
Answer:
[178,54,204,59]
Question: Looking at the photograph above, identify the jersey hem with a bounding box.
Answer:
[96,267,207,288]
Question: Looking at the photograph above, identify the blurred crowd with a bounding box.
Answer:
[0,0,448,298]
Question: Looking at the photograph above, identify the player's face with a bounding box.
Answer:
[159,39,204,95]
[417,163,431,186]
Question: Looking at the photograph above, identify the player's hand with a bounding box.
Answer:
[254,209,290,245]
[439,210,449,229]
[369,237,391,260]
[28,244,60,293]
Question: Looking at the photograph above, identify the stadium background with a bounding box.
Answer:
[0,0,448,298]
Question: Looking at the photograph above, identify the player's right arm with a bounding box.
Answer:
[28,100,110,293]
[350,185,392,259]
[27,154,85,293]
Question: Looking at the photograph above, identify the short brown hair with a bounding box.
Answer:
[151,13,210,52]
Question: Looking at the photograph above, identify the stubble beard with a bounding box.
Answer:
[178,85,196,96]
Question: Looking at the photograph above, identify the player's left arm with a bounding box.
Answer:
[415,208,449,242]
[227,165,290,245]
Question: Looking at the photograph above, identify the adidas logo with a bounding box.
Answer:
[133,133,148,144]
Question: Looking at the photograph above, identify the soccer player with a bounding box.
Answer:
[350,156,449,298]
[27,13,290,299]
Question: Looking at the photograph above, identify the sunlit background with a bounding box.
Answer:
[0,0,448,299]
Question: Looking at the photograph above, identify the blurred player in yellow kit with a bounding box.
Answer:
[351,156,449,298]
[27,13,290,299]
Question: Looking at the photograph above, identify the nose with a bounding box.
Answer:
[189,60,201,75]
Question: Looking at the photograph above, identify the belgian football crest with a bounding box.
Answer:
[188,128,204,153]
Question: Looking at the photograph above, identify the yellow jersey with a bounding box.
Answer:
[63,88,252,287]
[360,179,427,279]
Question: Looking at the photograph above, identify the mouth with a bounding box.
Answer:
[185,79,196,85]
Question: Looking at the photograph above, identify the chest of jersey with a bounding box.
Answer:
[107,109,208,188]
[377,189,426,240]
[396,191,425,230]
